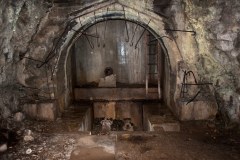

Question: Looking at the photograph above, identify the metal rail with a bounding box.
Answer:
[164,29,196,36]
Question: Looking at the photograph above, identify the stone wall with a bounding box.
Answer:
[181,0,240,124]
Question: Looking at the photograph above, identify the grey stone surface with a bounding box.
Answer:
[216,40,234,52]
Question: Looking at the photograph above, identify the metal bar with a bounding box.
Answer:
[186,90,201,105]
[186,71,198,84]
[94,11,100,47]
[103,7,109,48]
[19,56,44,63]
[84,34,94,49]
[130,13,140,46]
[150,36,173,42]
[123,6,129,42]
[180,70,187,98]
[164,29,196,36]
[71,28,99,38]
[135,19,151,49]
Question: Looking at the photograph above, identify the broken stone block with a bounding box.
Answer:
[22,101,57,121]
[13,112,25,122]
[98,74,116,87]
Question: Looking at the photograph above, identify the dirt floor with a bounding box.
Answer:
[0,111,240,160]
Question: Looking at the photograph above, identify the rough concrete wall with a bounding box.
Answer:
[74,20,148,85]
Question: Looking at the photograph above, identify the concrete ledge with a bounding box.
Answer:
[74,88,160,101]
[178,100,218,121]
[22,100,57,121]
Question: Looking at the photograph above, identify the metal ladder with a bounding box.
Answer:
[146,34,161,99]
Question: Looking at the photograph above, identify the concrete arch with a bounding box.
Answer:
[54,2,182,114]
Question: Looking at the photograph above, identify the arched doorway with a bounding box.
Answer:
[53,2,181,131]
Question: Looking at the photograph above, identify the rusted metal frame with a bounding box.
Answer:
[135,19,151,49]
[103,7,109,48]
[94,11,100,47]
[164,29,196,36]
[130,12,140,46]
[122,6,129,42]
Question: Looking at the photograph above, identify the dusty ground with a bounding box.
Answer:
[0,108,240,160]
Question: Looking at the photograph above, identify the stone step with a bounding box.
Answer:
[148,115,180,132]
[143,103,180,132]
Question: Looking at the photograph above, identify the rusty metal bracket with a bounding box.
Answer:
[164,29,196,36]
[135,19,151,49]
